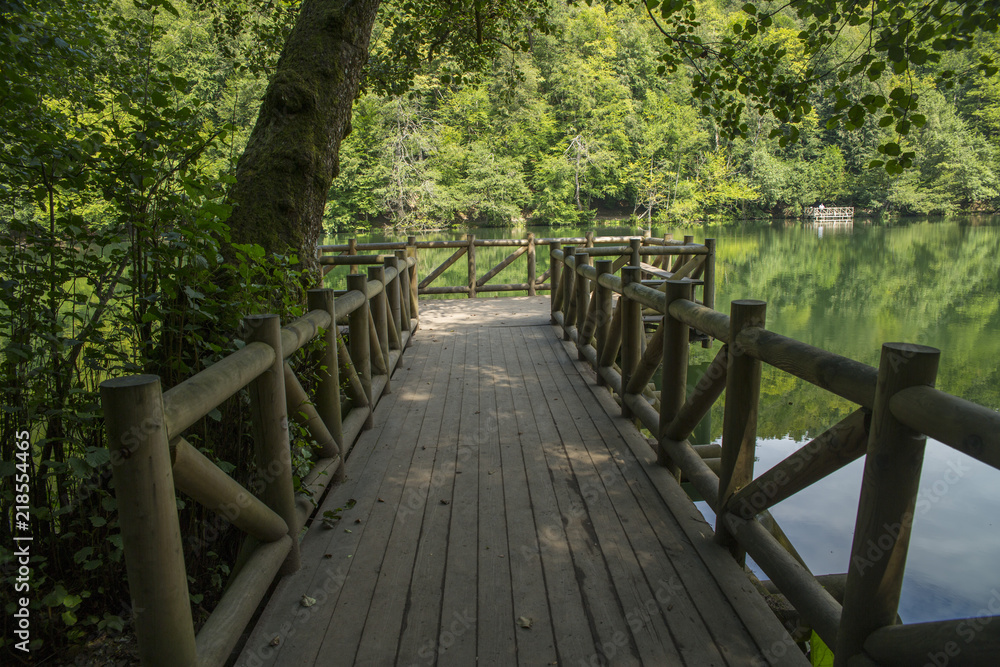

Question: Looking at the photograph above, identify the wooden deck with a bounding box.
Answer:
[236,297,805,667]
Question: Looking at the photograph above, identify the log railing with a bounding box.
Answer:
[319,232,714,305]
[550,241,1000,666]
[99,255,418,667]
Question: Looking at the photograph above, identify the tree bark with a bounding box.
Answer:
[226,0,382,275]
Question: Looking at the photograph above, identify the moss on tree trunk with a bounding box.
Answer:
[227,0,382,275]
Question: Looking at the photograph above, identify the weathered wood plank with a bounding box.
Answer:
[505,327,597,666]
[523,326,678,666]
[437,313,482,666]
[394,326,469,664]
[352,323,458,664]
[313,336,449,665]
[553,328,808,666]
[235,346,429,666]
[494,326,559,665]
[474,327,517,665]
[546,344,742,666]
[518,327,641,663]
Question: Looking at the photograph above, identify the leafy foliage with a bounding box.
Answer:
[649,0,1000,175]
[327,3,999,228]
[0,0,317,659]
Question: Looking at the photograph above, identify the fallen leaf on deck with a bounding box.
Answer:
[301,595,316,607]
[517,616,533,629]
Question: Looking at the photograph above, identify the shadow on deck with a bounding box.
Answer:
[237,297,804,667]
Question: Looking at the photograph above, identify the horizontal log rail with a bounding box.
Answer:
[549,239,1000,666]
[99,254,419,667]
[321,233,714,301]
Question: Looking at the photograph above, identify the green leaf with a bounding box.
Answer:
[149,91,170,108]
[742,3,756,16]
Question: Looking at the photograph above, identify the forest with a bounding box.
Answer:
[2,0,999,661]
[326,2,1000,229]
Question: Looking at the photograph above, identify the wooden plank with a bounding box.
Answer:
[237,297,809,667]
[436,315,482,666]
[394,328,469,663]
[523,326,678,666]
[503,327,596,666]
[552,328,808,665]
[516,326,642,664]
[235,349,429,666]
[493,326,558,665]
[352,324,460,664]
[550,342,776,666]
[313,335,450,665]
[475,327,517,665]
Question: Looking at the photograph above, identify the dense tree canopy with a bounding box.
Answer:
[224,0,1000,263]
[325,2,1000,229]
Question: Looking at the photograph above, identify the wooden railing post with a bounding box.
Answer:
[394,249,411,336]
[659,280,693,473]
[467,234,477,298]
[99,375,197,667]
[715,300,766,563]
[527,232,537,296]
[307,289,344,473]
[244,314,301,574]
[384,255,403,349]
[585,230,595,248]
[348,237,358,274]
[346,274,373,428]
[620,266,642,419]
[702,238,716,350]
[368,265,391,392]
[702,238,716,311]
[562,246,577,341]
[594,259,613,385]
[550,241,562,323]
[575,252,591,359]
[406,235,419,322]
[835,343,940,666]
[629,237,641,268]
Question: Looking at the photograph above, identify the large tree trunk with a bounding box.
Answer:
[226,0,382,274]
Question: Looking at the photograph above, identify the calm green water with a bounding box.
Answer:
[325,216,1000,623]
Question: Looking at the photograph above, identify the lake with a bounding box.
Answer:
[324,216,1000,624]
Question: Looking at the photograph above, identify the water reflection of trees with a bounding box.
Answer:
[705,220,1000,440]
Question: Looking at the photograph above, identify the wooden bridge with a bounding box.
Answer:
[803,206,854,222]
[99,236,1000,667]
